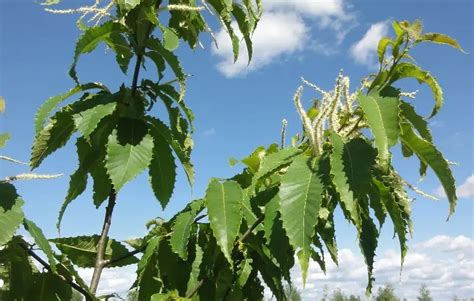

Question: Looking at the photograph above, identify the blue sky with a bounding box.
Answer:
[1,0,473,299]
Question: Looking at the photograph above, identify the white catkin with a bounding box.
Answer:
[405,182,440,201]
[301,77,329,97]
[166,4,205,11]
[293,86,319,155]
[342,77,353,113]
[328,71,344,131]
[400,90,418,99]
[4,173,63,182]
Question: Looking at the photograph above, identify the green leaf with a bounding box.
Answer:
[263,194,280,243]
[23,219,57,272]
[163,28,180,51]
[400,100,432,176]
[359,208,379,295]
[400,122,457,215]
[358,92,399,167]
[69,21,126,83]
[253,147,300,183]
[0,96,5,112]
[50,235,138,268]
[418,32,465,52]
[205,179,243,264]
[329,133,360,228]
[104,33,133,74]
[0,133,10,148]
[57,168,88,232]
[169,211,195,261]
[91,163,112,207]
[186,240,203,297]
[149,132,177,209]
[279,155,323,285]
[106,131,154,191]
[34,83,106,135]
[31,109,76,169]
[207,0,240,62]
[389,62,443,117]
[28,272,73,301]
[73,102,116,138]
[377,37,392,63]
[0,183,24,246]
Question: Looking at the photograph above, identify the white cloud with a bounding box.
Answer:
[350,21,389,68]
[213,11,307,77]
[436,174,474,199]
[85,236,474,300]
[212,0,356,77]
[288,235,474,300]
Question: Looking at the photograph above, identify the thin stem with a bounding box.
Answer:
[19,244,92,300]
[89,190,116,293]
[104,244,146,267]
[186,280,204,298]
[237,215,264,244]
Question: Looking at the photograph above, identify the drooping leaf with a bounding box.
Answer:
[106,131,154,191]
[69,21,126,83]
[279,155,323,285]
[34,83,107,135]
[23,219,57,272]
[31,109,76,169]
[358,91,399,167]
[389,62,443,117]
[399,122,457,215]
[358,207,379,295]
[50,235,138,268]
[104,32,133,74]
[56,168,88,232]
[186,239,203,297]
[169,211,196,261]
[329,133,360,228]
[28,272,73,301]
[0,183,24,246]
[205,179,243,264]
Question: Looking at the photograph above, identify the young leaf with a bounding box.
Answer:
[206,179,243,264]
[389,62,443,117]
[163,28,180,51]
[106,131,153,191]
[400,122,457,215]
[252,147,300,184]
[279,155,323,285]
[358,92,399,167]
[24,219,57,272]
[50,235,138,268]
[418,32,465,52]
[377,37,392,63]
[69,21,126,83]
[0,183,24,246]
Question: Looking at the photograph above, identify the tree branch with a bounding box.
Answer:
[89,189,117,293]
[19,244,93,301]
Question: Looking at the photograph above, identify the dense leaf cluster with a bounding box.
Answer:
[0,3,463,301]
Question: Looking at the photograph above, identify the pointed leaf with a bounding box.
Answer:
[31,110,76,169]
[106,131,153,191]
[377,37,392,63]
[57,168,88,232]
[0,183,24,246]
[400,122,457,215]
[50,235,138,268]
[418,32,465,52]
[358,92,399,167]
[169,210,196,261]
[329,133,360,228]
[149,133,177,209]
[69,21,126,83]
[279,155,323,285]
[73,102,116,138]
[206,179,243,264]
[24,219,57,272]
[389,62,443,117]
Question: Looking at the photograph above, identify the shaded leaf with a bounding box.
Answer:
[0,183,24,246]
[24,219,57,272]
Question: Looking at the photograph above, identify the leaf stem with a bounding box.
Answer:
[19,243,93,300]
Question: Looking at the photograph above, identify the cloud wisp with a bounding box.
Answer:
[350,21,389,68]
[212,0,357,77]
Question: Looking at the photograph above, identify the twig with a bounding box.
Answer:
[19,243,93,300]
[104,244,146,267]
[186,280,204,298]
[236,215,264,244]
